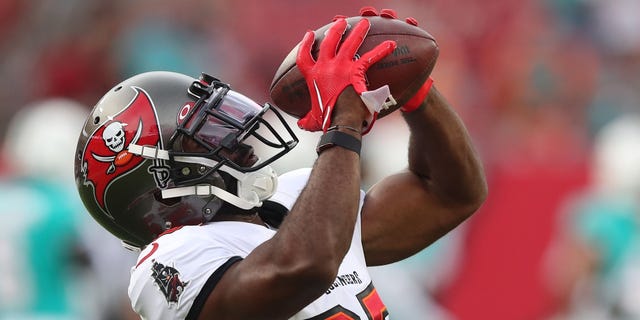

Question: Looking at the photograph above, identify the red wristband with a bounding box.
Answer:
[401,77,434,113]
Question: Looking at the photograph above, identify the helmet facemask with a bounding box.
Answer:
[128,75,298,212]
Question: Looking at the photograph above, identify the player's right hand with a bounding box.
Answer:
[295,18,396,132]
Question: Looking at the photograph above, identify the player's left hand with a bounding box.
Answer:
[357,6,435,113]
[296,18,396,132]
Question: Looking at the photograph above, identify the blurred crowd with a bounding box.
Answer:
[1,0,639,319]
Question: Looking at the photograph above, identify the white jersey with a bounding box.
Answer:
[128,168,389,319]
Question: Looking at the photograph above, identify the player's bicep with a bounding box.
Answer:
[361,171,467,266]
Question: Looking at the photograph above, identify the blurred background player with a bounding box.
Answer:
[0,98,93,318]
[545,114,640,320]
[0,98,138,319]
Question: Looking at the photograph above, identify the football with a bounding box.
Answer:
[270,15,439,119]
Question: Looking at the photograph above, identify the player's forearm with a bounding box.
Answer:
[271,91,365,280]
[403,85,487,210]
[289,146,361,259]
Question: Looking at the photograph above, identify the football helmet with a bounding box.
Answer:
[75,71,297,249]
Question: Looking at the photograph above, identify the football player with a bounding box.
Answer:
[74,8,487,319]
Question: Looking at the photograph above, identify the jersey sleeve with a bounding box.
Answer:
[127,230,242,320]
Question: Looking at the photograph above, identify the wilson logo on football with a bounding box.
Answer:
[80,87,161,213]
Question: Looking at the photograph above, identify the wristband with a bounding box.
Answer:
[326,125,361,134]
[316,130,361,155]
[401,77,434,113]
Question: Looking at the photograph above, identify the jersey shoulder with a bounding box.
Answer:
[269,167,365,209]
[128,223,275,319]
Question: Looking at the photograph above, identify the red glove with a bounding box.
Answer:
[359,7,434,113]
[296,18,396,132]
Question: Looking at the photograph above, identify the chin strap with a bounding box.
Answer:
[128,144,278,210]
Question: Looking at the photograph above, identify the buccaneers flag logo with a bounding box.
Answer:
[151,260,190,305]
[80,87,161,216]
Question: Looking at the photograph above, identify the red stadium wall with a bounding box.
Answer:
[437,161,589,320]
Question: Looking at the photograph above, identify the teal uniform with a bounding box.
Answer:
[0,178,84,319]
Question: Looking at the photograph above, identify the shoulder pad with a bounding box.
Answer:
[268,168,312,210]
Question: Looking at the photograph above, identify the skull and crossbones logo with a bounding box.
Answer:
[92,120,142,174]
[103,122,127,153]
